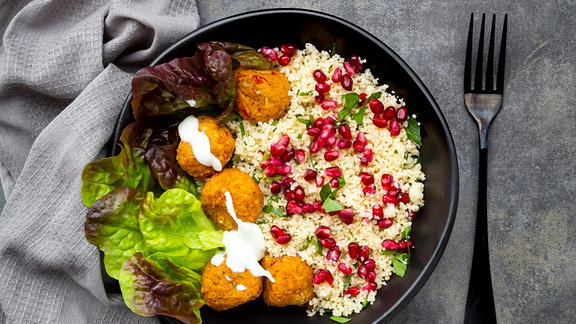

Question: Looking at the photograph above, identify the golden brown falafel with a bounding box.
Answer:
[201,257,263,311]
[260,255,314,307]
[200,168,264,231]
[176,115,235,181]
[234,68,291,123]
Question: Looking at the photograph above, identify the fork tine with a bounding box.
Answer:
[474,14,486,91]
[485,14,496,91]
[464,13,474,92]
[496,14,508,92]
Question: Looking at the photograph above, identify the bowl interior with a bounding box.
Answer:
[110,8,458,324]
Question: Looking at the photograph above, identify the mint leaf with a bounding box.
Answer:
[263,204,285,217]
[392,253,410,278]
[401,226,411,240]
[406,117,422,146]
[319,183,332,201]
[330,316,351,323]
[322,198,344,213]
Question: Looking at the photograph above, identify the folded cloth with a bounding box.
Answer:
[0,1,199,322]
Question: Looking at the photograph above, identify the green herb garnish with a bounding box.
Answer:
[406,117,422,146]
[391,253,410,278]
[263,204,286,217]
[330,316,351,323]
[319,178,346,212]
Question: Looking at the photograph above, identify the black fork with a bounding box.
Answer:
[463,13,508,324]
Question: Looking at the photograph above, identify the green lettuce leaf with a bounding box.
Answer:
[119,252,204,324]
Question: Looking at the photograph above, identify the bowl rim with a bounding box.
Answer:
[109,7,459,323]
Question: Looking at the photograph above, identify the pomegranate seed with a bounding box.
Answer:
[307,127,320,137]
[358,93,368,106]
[343,61,357,75]
[270,181,282,195]
[357,264,368,279]
[396,106,408,122]
[293,185,306,202]
[372,204,384,220]
[362,282,378,292]
[319,124,336,140]
[360,172,374,185]
[260,159,271,169]
[331,67,342,82]
[275,233,292,244]
[377,218,394,229]
[313,200,323,212]
[369,99,384,115]
[325,270,334,285]
[277,134,290,146]
[302,203,315,213]
[398,240,408,251]
[408,211,418,220]
[313,117,325,128]
[325,166,342,178]
[353,135,367,152]
[259,46,278,61]
[326,246,341,262]
[320,237,337,248]
[269,225,284,239]
[304,169,317,181]
[372,115,388,128]
[345,286,361,296]
[360,149,374,165]
[338,262,353,275]
[315,82,331,94]
[348,242,360,260]
[313,69,327,82]
[325,135,337,148]
[280,43,297,56]
[364,259,376,271]
[315,175,325,187]
[337,138,352,149]
[324,117,336,125]
[366,271,377,283]
[324,150,339,161]
[294,149,306,163]
[382,193,398,205]
[321,100,338,110]
[280,176,295,188]
[270,144,286,159]
[263,165,276,177]
[315,225,332,239]
[284,189,294,200]
[383,106,396,120]
[313,269,329,284]
[276,164,292,176]
[387,185,399,196]
[349,55,363,71]
[338,208,354,225]
[337,124,352,140]
[397,192,410,204]
[359,245,370,263]
[309,138,323,154]
[340,74,353,91]
[382,239,399,250]
[389,119,401,136]
[281,148,295,163]
[286,200,303,215]
[278,55,291,66]
[362,184,376,195]
[315,94,325,103]
[381,174,394,190]
[329,178,340,188]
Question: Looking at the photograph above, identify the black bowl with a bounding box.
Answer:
[109,8,458,324]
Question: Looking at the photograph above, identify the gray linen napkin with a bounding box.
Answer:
[0,1,199,322]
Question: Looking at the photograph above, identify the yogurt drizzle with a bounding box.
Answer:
[178,115,222,171]
[211,192,274,284]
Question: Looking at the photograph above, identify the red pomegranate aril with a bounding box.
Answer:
[269,225,284,239]
[313,269,329,284]
[389,119,401,136]
[321,100,338,110]
[359,172,374,185]
[315,82,331,94]
[362,184,376,195]
[270,181,282,195]
[280,176,295,188]
[325,135,337,148]
[377,218,394,229]
[315,94,325,103]
[278,55,291,66]
[277,134,290,146]
[349,54,363,71]
[325,270,334,285]
[397,240,408,252]
[324,150,339,161]
[276,164,292,176]
[315,225,332,239]
[366,271,377,283]
[408,211,418,220]
[263,165,277,177]
[325,166,342,178]
[313,69,327,83]
[338,208,354,225]
[309,138,323,154]
[362,282,378,292]
[361,148,374,164]
[326,246,341,262]
[307,127,320,137]
[338,262,353,275]
[396,106,408,122]
[331,67,342,82]
[381,174,394,190]
[315,175,325,187]
[259,46,278,61]
[348,242,360,260]
[358,93,368,106]
[353,136,367,152]
[372,115,388,128]
[397,192,410,204]
[295,149,306,163]
[383,106,396,120]
[359,245,370,263]
[286,200,303,215]
[319,124,336,140]
[320,237,337,248]
[275,233,292,244]
[364,259,376,271]
[281,148,295,163]
[293,185,306,202]
[387,185,399,196]
[372,204,384,219]
[302,203,315,213]
[329,178,340,188]
[382,239,399,250]
[284,189,294,201]
[345,286,361,296]
[337,138,352,149]
[324,116,336,125]
[340,74,353,91]
[368,98,384,115]
[313,200,324,212]
[304,168,317,181]
[382,193,398,205]
[357,263,368,279]
[337,124,352,140]
[343,61,357,75]
[280,43,297,56]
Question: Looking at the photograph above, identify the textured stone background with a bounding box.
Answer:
[1,0,574,323]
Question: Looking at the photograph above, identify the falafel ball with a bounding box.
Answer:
[234,68,291,123]
[176,115,235,181]
[260,255,314,307]
[201,257,263,311]
[200,168,264,231]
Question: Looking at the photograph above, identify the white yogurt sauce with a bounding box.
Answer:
[211,191,274,285]
[178,115,222,171]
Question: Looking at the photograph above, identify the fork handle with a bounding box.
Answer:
[464,148,497,324]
